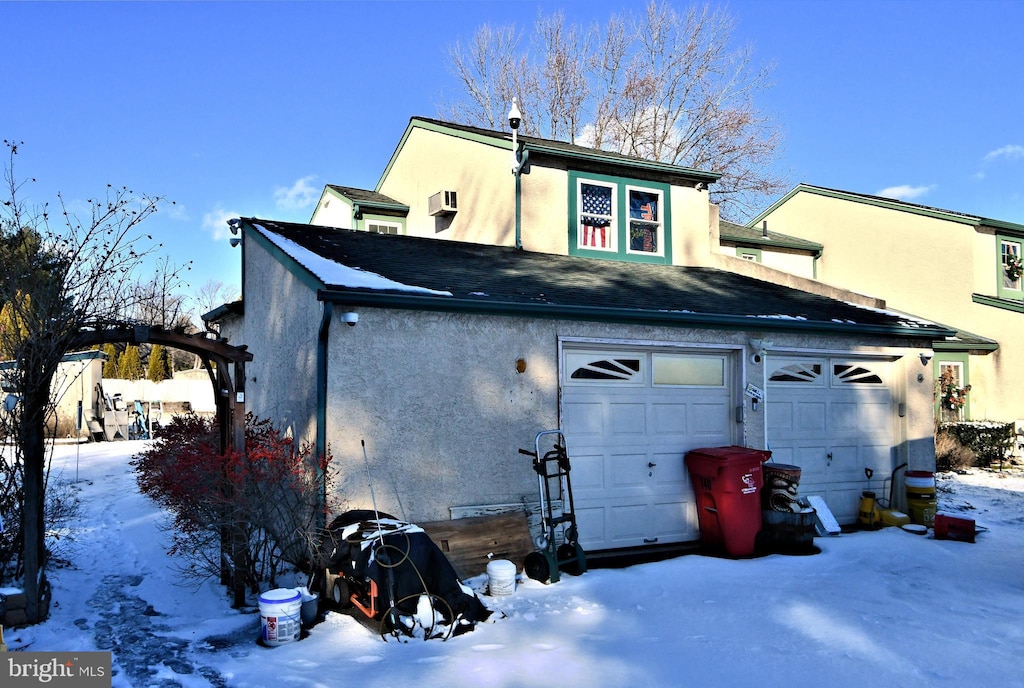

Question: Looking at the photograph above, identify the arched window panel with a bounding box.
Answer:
[568,356,642,382]
[833,363,883,385]
[769,362,823,384]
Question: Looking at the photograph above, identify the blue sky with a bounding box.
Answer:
[4,0,1022,307]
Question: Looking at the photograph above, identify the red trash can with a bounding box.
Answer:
[685,446,771,557]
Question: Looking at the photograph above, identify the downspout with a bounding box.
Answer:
[513,147,529,250]
[315,302,332,533]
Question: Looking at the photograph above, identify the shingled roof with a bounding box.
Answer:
[245,218,954,340]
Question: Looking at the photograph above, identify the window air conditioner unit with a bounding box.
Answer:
[428,190,458,216]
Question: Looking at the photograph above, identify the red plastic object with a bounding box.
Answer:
[685,446,771,556]
[933,513,976,543]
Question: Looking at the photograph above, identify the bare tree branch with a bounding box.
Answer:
[441,1,786,219]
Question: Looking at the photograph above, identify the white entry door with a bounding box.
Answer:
[561,348,734,552]
[766,356,896,524]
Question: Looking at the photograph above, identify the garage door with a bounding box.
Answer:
[561,348,734,552]
[766,356,896,525]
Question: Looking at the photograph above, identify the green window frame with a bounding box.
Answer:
[997,235,1022,299]
[568,171,672,264]
[935,353,970,422]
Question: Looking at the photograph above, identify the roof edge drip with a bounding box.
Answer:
[317,288,953,340]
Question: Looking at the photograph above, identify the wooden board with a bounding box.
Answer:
[419,511,534,580]
[805,495,842,535]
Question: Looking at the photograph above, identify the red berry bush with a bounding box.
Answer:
[132,412,333,596]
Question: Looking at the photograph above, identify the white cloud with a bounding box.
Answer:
[876,184,936,202]
[983,144,1024,162]
[273,175,319,212]
[202,206,241,242]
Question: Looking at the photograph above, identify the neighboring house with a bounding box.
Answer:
[748,184,1019,427]
[718,220,822,280]
[0,349,104,439]
[209,118,957,550]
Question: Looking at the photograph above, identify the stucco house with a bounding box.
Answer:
[209,119,956,554]
[746,184,1020,428]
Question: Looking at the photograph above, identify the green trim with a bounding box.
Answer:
[737,248,761,263]
[568,171,673,264]
[972,292,1024,313]
[378,117,720,191]
[932,338,999,353]
[749,184,982,229]
[996,234,1023,300]
[316,288,953,340]
[983,218,1024,235]
[245,220,326,293]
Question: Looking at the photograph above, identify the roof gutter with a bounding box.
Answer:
[316,289,954,340]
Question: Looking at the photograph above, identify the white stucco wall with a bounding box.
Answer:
[320,306,935,523]
[226,234,323,444]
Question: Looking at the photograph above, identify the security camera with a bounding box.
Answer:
[229,237,241,248]
[749,353,763,365]
[508,98,522,131]
[342,312,359,327]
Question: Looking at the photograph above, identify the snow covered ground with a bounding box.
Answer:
[6,441,1024,687]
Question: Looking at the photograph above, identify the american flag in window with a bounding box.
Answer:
[629,189,659,253]
[580,182,613,249]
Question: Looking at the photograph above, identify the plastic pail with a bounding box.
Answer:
[259,588,302,646]
[487,560,517,596]
[300,589,319,627]
[905,471,936,527]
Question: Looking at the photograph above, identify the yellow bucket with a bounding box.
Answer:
[905,471,936,527]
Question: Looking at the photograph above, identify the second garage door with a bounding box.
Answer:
[766,356,897,524]
[561,347,734,552]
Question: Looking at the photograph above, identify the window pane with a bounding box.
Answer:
[628,189,660,253]
[630,223,658,252]
[1002,240,1021,290]
[580,183,614,249]
[629,189,659,222]
[653,354,724,386]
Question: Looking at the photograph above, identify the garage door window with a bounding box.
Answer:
[832,363,884,385]
[769,362,824,385]
[652,354,725,386]
[567,354,642,382]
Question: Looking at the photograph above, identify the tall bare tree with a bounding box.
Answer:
[0,140,179,622]
[443,1,785,218]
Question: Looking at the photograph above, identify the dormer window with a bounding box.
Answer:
[570,171,671,263]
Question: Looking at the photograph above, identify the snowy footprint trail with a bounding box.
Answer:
[30,442,249,687]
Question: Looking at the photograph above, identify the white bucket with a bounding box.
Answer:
[487,559,517,596]
[259,588,302,646]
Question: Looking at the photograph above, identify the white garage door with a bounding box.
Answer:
[561,348,734,552]
[766,356,896,525]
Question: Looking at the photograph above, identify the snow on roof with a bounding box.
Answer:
[254,223,452,297]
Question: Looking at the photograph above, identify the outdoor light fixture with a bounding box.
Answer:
[919,352,933,366]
